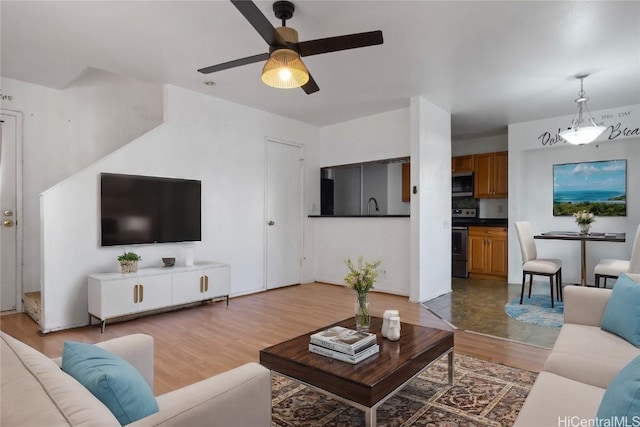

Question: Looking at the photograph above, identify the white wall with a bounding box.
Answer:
[409,96,452,302]
[508,105,640,285]
[452,134,508,156]
[311,217,410,296]
[320,108,410,166]
[315,108,411,296]
[1,71,163,292]
[39,85,320,332]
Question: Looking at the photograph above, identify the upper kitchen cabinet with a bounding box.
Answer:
[474,151,508,198]
[402,163,410,202]
[451,155,474,173]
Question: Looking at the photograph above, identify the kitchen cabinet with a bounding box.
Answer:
[88,263,230,332]
[468,226,508,280]
[452,155,474,173]
[402,162,410,202]
[474,151,508,198]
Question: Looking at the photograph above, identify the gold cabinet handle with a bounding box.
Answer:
[134,284,138,303]
[205,275,209,292]
[139,284,143,302]
[199,276,203,293]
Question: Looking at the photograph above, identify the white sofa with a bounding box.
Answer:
[0,332,272,426]
[514,285,640,426]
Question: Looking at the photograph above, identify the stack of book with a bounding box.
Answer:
[309,326,379,364]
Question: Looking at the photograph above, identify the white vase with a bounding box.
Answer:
[382,309,399,338]
[387,316,401,341]
[182,247,194,267]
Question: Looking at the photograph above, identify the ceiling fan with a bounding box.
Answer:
[197,0,384,94]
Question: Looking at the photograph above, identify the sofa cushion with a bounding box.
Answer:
[1,332,119,427]
[597,355,640,420]
[513,371,605,427]
[544,324,640,389]
[62,341,159,425]
[601,274,640,346]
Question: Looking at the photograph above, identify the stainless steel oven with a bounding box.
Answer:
[452,208,476,278]
[452,227,468,278]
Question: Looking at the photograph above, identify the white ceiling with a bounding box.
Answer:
[1,1,639,139]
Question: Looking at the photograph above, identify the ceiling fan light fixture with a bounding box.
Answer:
[559,76,606,146]
[261,48,309,89]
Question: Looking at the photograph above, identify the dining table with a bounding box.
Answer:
[534,231,626,287]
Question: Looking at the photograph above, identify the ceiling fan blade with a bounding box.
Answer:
[298,30,383,57]
[230,0,286,46]
[197,53,269,74]
[301,73,319,94]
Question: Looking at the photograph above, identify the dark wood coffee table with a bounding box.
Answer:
[260,316,454,426]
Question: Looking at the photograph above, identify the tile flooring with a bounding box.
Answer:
[424,277,560,348]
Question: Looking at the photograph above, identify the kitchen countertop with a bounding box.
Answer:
[452,218,508,227]
[308,215,410,218]
[308,215,506,226]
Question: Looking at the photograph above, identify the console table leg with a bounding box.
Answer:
[448,351,454,385]
[101,320,106,334]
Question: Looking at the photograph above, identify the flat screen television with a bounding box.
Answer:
[100,173,201,246]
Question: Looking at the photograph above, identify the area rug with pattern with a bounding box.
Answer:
[271,353,537,426]
[504,295,564,329]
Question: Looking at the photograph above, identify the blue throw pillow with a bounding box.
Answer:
[597,355,640,420]
[601,273,640,347]
[62,341,159,425]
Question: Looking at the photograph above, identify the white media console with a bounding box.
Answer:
[88,262,230,332]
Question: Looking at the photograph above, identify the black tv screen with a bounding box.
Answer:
[100,173,201,246]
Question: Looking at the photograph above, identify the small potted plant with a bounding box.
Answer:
[117,251,141,273]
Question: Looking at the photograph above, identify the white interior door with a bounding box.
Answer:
[266,139,303,289]
[1,111,22,312]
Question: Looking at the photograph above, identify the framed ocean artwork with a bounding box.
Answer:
[553,159,627,216]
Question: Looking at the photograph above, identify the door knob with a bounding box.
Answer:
[3,219,14,227]
[268,220,275,226]
[3,210,13,217]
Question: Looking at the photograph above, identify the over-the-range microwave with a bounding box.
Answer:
[452,172,473,197]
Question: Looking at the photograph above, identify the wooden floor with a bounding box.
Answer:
[0,282,549,396]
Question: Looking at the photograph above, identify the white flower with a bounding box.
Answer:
[344,257,381,296]
[573,210,595,225]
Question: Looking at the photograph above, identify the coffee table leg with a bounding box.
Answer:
[448,350,454,385]
[365,408,376,427]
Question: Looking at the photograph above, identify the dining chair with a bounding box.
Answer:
[594,224,640,288]
[514,221,563,308]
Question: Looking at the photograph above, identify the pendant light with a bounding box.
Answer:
[261,48,309,89]
[559,76,606,146]
[261,24,309,90]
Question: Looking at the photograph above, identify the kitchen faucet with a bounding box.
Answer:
[367,197,379,215]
